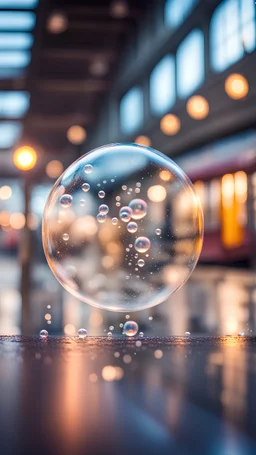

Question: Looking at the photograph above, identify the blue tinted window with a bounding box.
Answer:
[0,12,36,31]
[0,33,34,49]
[177,29,204,98]
[120,87,143,135]
[211,0,256,72]
[165,0,198,29]
[0,122,22,148]
[0,0,38,7]
[0,51,31,67]
[150,55,175,116]
[0,92,30,117]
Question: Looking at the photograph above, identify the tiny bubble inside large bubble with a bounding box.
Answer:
[43,143,203,312]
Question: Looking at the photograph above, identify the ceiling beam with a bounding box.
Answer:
[43,49,116,61]
[37,79,109,93]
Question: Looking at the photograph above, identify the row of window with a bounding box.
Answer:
[120,0,255,135]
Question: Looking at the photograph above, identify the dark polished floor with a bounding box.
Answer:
[1,336,256,455]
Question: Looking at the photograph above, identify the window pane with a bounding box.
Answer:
[210,4,225,48]
[212,44,226,71]
[120,87,143,135]
[177,29,204,98]
[150,55,175,115]
[226,0,239,37]
[0,51,31,68]
[0,0,38,7]
[242,20,256,53]
[0,33,34,49]
[0,91,30,118]
[226,35,244,67]
[165,0,198,29]
[241,0,255,25]
[0,122,22,148]
[0,12,36,31]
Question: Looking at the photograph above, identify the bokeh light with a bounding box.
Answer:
[186,95,209,120]
[160,114,181,135]
[67,125,86,145]
[0,185,12,200]
[135,135,151,147]
[13,146,37,171]
[43,143,203,312]
[10,212,25,230]
[47,11,68,34]
[225,73,249,100]
[46,160,64,179]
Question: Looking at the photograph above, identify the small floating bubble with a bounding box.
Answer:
[185,331,191,335]
[99,204,109,214]
[107,332,113,337]
[134,237,151,253]
[119,206,133,223]
[137,259,145,267]
[111,179,115,183]
[109,325,114,331]
[116,196,121,201]
[47,305,51,309]
[122,185,127,190]
[84,164,93,174]
[126,248,130,252]
[127,221,138,233]
[119,323,123,328]
[139,332,144,338]
[98,190,105,199]
[60,194,72,208]
[149,316,153,321]
[136,340,142,347]
[125,315,130,320]
[78,328,87,339]
[154,349,163,359]
[123,321,138,337]
[155,228,161,235]
[135,188,140,194]
[129,199,147,220]
[80,199,86,206]
[103,180,107,184]
[97,213,107,223]
[39,330,48,339]
[136,182,141,187]
[112,217,118,225]
[129,244,133,248]
[116,202,121,207]
[63,233,69,241]
[82,183,90,192]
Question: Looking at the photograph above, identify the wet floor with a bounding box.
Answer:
[0,335,256,454]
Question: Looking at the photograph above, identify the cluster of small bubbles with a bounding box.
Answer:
[134,237,151,253]
[139,332,144,338]
[129,199,147,220]
[98,190,105,199]
[107,331,113,337]
[99,204,109,214]
[82,182,90,192]
[78,328,87,339]
[60,194,72,208]
[155,228,161,236]
[39,330,48,339]
[112,217,118,225]
[116,196,121,201]
[137,259,145,268]
[84,164,93,174]
[97,213,106,223]
[119,206,133,223]
[80,199,86,206]
[185,331,191,336]
[122,185,127,190]
[109,325,114,331]
[127,221,138,233]
[63,233,69,241]
[123,321,139,337]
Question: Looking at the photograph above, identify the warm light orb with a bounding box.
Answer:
[47,11,68,34]
[147,185,167,202]
[186,96,209,120]
[135,135,151,147]
[67,125,86,145]
[0,185,12,200]
[46,160,64,179]
[13,146,37,171]
[225,73,249,100]
[160,114,180,136]
[159,170,172,181]
[10,212,25,230]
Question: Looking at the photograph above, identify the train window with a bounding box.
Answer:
[149,55,175,116]
[177,29,204,98]
[164,0,198,30]
[120,87,143,135]
[194,180,221,229]
[210,0,256,72]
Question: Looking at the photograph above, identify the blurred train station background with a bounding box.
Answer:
[0,0,255,336]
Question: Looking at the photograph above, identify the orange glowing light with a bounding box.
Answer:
[67,125,86,145]
[159,170,172,181]
[160,114,180,135]
[147,185,167,202]
[13,146,37,171]
[225,74,249,100]
[186,96,209,120]
[0,185,12,200]
[10,212,25,230]
[135,135,151,147]
[46,160,64,179]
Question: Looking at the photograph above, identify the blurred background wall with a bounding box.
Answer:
[0,0,255,336]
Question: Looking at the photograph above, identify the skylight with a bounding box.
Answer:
[0,51,31,68]
[150,55,176,116]
[0,0,38,8]
[0,122,22,148]
[0,92,30,118]
[0,12,36,31]
[120,87,144,135]
[0,33,34,49]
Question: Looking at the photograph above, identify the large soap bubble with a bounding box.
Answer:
[42,143,203,312]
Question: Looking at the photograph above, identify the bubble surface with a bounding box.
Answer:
[137,259,145,267]
[155,228,161,235]
[129,199,147,220]
[43,143,203,312]
[99,204,109,214]
[123,321,139,337]
[78,328,87,339]
[40,330,48,339]
[82,183,90,192]
[134,237,151,253]
[127,221,138,233]
[60,194,72,208]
